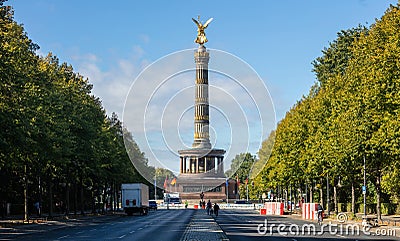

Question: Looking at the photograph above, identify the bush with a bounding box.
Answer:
[338,203,347,212]
[358,204,376,214]
[381,203,397,215]
[346,203,354,213]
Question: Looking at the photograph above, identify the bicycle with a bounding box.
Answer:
[317,210,323,225]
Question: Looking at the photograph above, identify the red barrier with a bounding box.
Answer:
[263,202,284,215]
[302,203,319,220]
[260,208,266,215]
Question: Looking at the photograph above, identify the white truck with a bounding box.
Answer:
[164,192,181,204]
[121,183,149,216]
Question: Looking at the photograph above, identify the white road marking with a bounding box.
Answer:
[58,235,70,239]
[76,231,84,234]
[129,230,135,233]
[118,234,126,238]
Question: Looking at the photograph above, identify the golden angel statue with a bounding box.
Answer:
[192,16,213,45]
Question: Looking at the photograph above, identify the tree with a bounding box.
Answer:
[0,2,149,219]
[226,153,257,199]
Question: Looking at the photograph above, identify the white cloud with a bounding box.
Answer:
[73,46,147,118]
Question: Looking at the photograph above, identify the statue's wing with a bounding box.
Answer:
[203,18,213,28]
[192,18,200,27]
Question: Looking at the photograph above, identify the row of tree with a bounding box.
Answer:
[0,1,156,219]
[246,4,400,220]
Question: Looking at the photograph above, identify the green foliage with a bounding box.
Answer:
[0,3,150,214]
[225,153,257,181]
[225,153,257,199]
[256,3,400,217]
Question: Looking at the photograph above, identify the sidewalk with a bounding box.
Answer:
[180,210,229,241]
[0,213,122,239]
[285,212,400,237]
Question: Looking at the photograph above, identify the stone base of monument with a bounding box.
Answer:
[165,175,238,201]
[175,175,226,200]
[172,148,228,200]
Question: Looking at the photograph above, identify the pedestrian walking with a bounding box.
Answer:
[213,203,220,216]
[206,200,212,215]
[34,201,40,217]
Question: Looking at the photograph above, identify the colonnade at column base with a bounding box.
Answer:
[178,148,225,176]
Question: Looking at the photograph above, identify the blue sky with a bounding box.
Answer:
[8,0,398,173]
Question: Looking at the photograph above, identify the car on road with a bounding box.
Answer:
[149,200,157,210]
[168,197,182,204]
[234,200,252,204]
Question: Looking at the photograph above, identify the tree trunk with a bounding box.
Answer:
[38,176,42,217]
[113,182,117,212]
[91,188,96,214]
[74,181,78,215]
[333,183,337,214]
[97,185,102,214]
[319,188,324,207]
[309,185,313,203]
[49,180,53,218]
[110,182,113,212]
[24,165,28,222]
[294,185,298,211]
[289,185,292,212]
[319,179,324,208]
[80,175,84,215]
[351,182,355,214]
[376,174,382,222]
[65,183,70,216]
[285,188,288,210]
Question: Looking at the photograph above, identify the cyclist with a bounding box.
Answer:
[317,203,324,224]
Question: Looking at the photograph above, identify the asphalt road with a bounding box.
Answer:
[2,209,400,240]
[1,209,194,241]
[216,209,400,241]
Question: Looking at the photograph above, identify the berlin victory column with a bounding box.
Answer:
[166,17,233,201]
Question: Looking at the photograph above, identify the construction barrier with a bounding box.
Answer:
[302,203,319,220]
[260,208,267,215]
[263,202,284,215]
[219,203,263,209]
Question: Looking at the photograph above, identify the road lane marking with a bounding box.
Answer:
[129,230,135,233]
[137,227,143,230]
[76,231,84,234]
[58,235,70,239]
[118,234,126,238]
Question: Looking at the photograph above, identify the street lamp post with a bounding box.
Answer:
[363,155,366,218]
[226,179,229,204]
[246,183,249,202]
[327,173,330,216]
[154,178,157,201]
